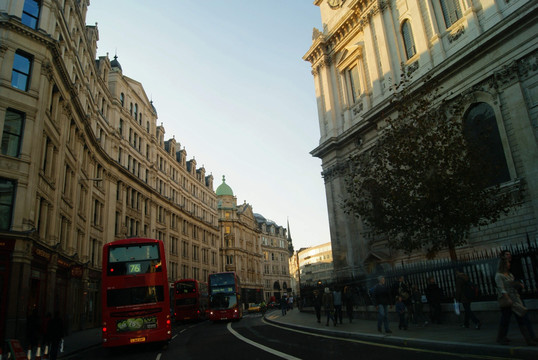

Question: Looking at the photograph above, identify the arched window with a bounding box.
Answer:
[273,281,281,290]
[401,20,416,60]
[440,0,462,28]
[463,102,510,187]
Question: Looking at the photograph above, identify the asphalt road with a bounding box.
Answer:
[64,313,519,360]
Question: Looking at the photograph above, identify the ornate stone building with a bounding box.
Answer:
[0,0,219,340]
[254,214,292,301]
[216,177,264,305]
[305,0,538,278]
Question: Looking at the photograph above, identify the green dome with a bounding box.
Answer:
[216,175,234,196]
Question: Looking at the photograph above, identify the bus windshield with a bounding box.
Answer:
[107,244,162,276]
[209,293,237,310]
[175,281,196,294]
[107,285,165,307]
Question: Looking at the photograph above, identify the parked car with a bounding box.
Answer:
[247,303,261,313]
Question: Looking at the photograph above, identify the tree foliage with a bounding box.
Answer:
[343,74,521,260]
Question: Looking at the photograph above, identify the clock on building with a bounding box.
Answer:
[328,0,345,9]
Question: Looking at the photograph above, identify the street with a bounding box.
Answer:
[62,312,516,360]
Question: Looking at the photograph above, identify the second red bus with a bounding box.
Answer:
[173,279,208,322]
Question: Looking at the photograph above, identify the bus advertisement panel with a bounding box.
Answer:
[208,272,242,321]
[173,279,208,322]
[101,238,172,347]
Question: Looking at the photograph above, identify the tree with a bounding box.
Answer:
[343,73,522,260]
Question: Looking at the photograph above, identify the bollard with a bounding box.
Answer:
[35,345,41,360]
[42,345,48,360]
[26,349,31,360]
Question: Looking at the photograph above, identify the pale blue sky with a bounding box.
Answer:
[86,1,328,250]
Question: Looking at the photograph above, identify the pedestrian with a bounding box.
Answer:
[322,287,336,327]
[333,286,343,324]
[395,295,408,330]
[288,295,294,310]
[495,257,537,346]
[343,285,354,323]
[26,307,41,355]
[313,289,322,323]
[279,296,288,316]
[372,276,392,334]
[455,267,481,330]
[394,276,413,323]
[411,284,428,326]
[46,311,64,360]
[425,276,443,324]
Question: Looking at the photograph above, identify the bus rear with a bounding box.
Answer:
[208,272,243,321]
[101,238,172,347]
[173,279,208,321]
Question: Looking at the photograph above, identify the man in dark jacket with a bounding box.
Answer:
[373,276,392,334]
[425,276,443,324]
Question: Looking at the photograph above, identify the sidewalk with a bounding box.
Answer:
[265,308,538,360]
[55,308,538,359]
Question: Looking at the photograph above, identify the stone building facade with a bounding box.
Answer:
[305,0,538,278]
[216,177,264,305]
[254,214,292,301]
[0,0,219,340]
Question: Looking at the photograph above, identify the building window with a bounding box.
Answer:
[2,109,24,157]
[401,20,416,60]
[22,0,40,29]
[120,93,125,107]
[226,255,234,265]
[12,51,32,91]
[0,178,16,230]
[440,0,462,28]
[463,102,510,187]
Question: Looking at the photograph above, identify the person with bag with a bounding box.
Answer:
[455,267,481,330]
[394,276,413,322]
[495,257,537,346]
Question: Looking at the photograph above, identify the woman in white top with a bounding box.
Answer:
[494,257,536,346]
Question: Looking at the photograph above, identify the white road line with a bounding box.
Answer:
[263,319,510,360]
[227,322,302,360]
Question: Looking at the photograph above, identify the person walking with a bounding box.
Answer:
[425,276,443,324]
[279,295,288,316]
[372,276,392,334]
[322,287,336,327]
[288,295,294,310]
[313,289,322,323]
[455,267,481,330]
[395,295,408,330]
[333,287,343,324]
[46,311,64,360]
[343,285,354,323]
[495,257,537,346]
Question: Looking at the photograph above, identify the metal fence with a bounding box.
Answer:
[300,239,538,307]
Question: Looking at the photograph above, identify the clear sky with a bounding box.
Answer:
[86,1,329,250]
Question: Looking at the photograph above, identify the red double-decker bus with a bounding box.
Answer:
[173,279,208,322]
[208,272,243,321]
[101,238,172,347]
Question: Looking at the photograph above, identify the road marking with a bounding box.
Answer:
[227,322,301,360]
[156,353,161,360]
[263,319,511,360]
